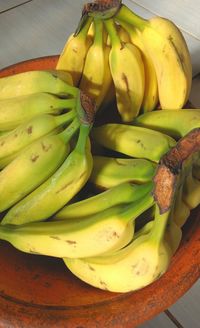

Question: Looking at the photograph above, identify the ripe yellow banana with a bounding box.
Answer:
[92,123,176,162]
[118,20,158,112]
[0,191,154,258]
[116,5,192,109]
[134,109,200,138]
[0,70,77,100]
[0,110,75,168]
[79,19,112,109]
[90,156,156,188]
[64,205,171,293]
[2,120,93,225]
[104,19,145,122]
[55,182,153,220]
[0,119,79,212]
[56,17,93,86]
[0,93,76,131]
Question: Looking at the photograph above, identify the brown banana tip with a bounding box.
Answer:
[80,91,97,125]
[153,127,200,214]
[153,164,177,214]
[82,0,122,17]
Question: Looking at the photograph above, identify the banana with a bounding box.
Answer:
[0,93,76,131]
[64,205,171,293]
[0,70,77,100]
[104,19,145,122]
[92,124,176,162]
[116,6,192,109]
[171,182,191,228]
[89,156,156,189]
[56,17,93,86]
[0,119,79,212]
[2,114,93,225]
[55,182,153,220]
[0,110,75,168]
[0,192,154,258]
[134,109,200,138]
[118,20,158,112]
[79,19,112,109]
[182,170,200,209]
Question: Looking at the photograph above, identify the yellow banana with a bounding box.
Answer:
[118,20,158,112]
[116,6,192,109]
[0,93,76,131]
[80,19,112,109]
[104,19,145,122]
[92,123,176,163]
[90,156,156,188]
[0,70,77,100]
[56,17,93,86]
[64,205,171,293]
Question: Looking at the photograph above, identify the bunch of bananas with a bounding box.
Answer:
[57,0,192,122]
[0,70,95,224]
[0,0,199,295]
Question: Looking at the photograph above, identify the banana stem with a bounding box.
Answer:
[104,19,121,48]
[54,110,76,126]
[58,97,77,110]
[58,118,80,143]
[120,191,155,223]
[116,4,147,30]
[93,18,104,46]
[150,205,170,245]
[75,123,91,155]
[75,16,93,38]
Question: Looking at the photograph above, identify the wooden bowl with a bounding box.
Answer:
[0,56,199,328]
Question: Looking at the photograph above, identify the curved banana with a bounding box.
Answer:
[0,110,75,168]
[0,119,79,212]
[55,182,153,219]
[92,124,176,162]
[56,17,93,86]
[0,70,77,100]
[182,170,200,209]
[118,20,158,112]
[134,109,200,138]
[171,182,191,228]
[90,156,156,188]
[2,119,93,225]
[0,192,154,258]
[79,19,112,109]
[0,93,76,131]
[116,6,192,109]
[104,19,145,122]
[64,205,171,293]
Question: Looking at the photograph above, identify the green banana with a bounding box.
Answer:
[0,93,76,131]
[0,191,154,258]
[2,118,93,225]
[92,124,176,162]
[134,109,200,138]
[55,182,153,219]
[0,119,79,212]
[64,205,171,293]
[89,156,156,188]
[0,70,78,100]
[182,170,200,209]
[0,110,75,168]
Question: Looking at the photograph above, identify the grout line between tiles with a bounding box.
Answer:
[0,0,34,15]
[164,310,184,328]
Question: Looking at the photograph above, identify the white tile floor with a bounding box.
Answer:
[0,1,200,327]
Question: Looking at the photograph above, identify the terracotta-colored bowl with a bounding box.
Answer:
[0,56,199,328]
